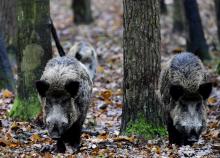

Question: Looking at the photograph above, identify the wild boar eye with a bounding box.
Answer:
[196,102,202,111]
[62,97,70,103]
[181,103,188,112]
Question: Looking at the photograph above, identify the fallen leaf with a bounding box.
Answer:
[97,66,105,73]
[2,89,13,98]
[208,97,217,104]
[101,90,112,101]
[30,133,41,143]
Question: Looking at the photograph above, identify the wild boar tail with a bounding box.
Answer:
[49,17,66,57]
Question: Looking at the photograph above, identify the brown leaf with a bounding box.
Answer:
[113,136,135,143]
[43,152,53,158]
[9,142,19,148]
[10,121,19,130]
[208,97,217,104]
[0,138,8,147]
[30,133,41,143]
[172,48,184,53]
[101,90,113,105]
[2,89,13,98]
[97,132,108,140]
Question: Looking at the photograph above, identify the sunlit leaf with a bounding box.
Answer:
[97,66,104,73]
[208,97,217,104]
[30,133,41,143]
[2,89,13,98]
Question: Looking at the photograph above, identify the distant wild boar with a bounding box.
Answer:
[159,52,212,145]
[67,41,97,81]
[36,56,92,153]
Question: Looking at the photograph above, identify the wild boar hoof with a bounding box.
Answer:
[65,143,81,154]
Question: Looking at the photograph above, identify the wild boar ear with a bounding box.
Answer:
[198,82,212,100]
[75,52,82,61]
[65,80,80,97]
[170,85,184,101]
[35,80,50,97]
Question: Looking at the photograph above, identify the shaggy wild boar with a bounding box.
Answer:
[159,52,212,145]
[67,41,97,81]
[36,56,92,152]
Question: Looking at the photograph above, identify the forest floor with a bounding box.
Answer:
[0,0,220,157]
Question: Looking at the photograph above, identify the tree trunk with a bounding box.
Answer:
[183,0,211,60]
[10,0,52,120]
[160,0,167,14]
[121,0,164,137]
[72,0,93,24]
[215,0,220,44]
[0,0,17,79]
[0,0,16,43]
[172,0,185,33]
[0,34,15,91]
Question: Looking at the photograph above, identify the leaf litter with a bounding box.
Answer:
[0,0,220,157]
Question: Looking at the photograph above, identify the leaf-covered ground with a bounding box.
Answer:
[0,0,220,157]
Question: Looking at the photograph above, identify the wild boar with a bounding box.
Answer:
[67,41,97,81]
[36,56,92,152]
[159,52,212,145]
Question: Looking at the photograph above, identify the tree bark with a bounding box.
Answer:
[121,0,163,134]
[72,0,93,24]
[215,0,220,44]
[0,0,17,78]
[10,0,52,120]
[183,0,211,60]
[172,0,185,33]
[0,0,16,43]
[0,33,15,91]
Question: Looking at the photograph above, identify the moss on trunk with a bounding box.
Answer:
[125,115,167,139]
[10,0,52,120]
[9,96,41,121]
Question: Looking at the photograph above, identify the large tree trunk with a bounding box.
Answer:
[0,34,15,91]
[72,0,93,24]
[172,0,185,33]
[183,0,211,60]
[10,0,52,120]
[121,0,164,137]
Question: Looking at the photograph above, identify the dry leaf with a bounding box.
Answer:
[30,133,41,143]
[10,121,18,130]
[208,97,217,104]
[97,66,104,73]
[2,89,13,98]
[101,90,112,100]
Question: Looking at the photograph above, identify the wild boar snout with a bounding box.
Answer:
[46,119,68,139]
[45,105,69,139]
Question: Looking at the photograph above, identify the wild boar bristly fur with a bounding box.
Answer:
[67,41,97,81]
[36,56,92,153]
[159,52,212,146]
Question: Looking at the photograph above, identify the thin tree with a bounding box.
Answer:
[0,0,16,43]
[10,0,52,120]
[72,0,93,24]
[121,0,164,137]
[0,0,17,90]
[214,0,220,44]
[0,33,14,91]
[183,0,211,60]
[172,0,185,33]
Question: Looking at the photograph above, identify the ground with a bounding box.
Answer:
[0,0,220,157]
